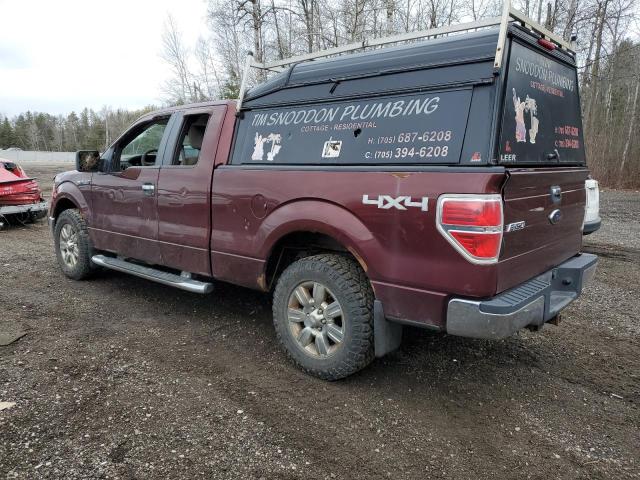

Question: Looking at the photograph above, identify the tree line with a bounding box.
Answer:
[0,107,154,153]
[1,0,638,186]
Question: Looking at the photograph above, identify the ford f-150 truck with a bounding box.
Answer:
[49,7,597,380]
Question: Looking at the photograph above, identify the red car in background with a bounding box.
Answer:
[0,160,48,228]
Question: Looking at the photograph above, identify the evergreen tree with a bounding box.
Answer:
[0,118,16,148]
[12,114,30,150]
[65,112,80,150]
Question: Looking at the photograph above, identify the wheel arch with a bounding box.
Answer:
[52,197,78,220]
[51,181,90,226]
[258,200,380,290]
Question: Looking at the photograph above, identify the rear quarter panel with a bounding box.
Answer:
[211,167,506,327]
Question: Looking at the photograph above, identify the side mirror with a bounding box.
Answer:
[76,150,101,172]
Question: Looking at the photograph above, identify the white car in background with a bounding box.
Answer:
[583,178,601,235]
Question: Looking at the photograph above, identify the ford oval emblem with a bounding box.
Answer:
[549,209,563,224]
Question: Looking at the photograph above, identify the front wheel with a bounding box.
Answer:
[272,254,374,380]
[54,209,96,280]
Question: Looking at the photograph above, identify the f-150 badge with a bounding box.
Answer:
[362,195,429,211]
[505,220,526,232]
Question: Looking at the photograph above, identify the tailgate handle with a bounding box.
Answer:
[550,185,562,204]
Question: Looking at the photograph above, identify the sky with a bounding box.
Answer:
[0,0,209,117]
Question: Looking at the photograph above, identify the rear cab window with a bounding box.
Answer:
[170,113,210,167]
[498,39,585,166]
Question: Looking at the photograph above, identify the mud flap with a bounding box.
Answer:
[374,300,403,358]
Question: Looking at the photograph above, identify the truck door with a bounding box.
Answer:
[90,115,173,265]
[156,106,226,276]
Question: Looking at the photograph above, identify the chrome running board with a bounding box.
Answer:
[91,255,214,294]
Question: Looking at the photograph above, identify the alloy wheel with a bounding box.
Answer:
[287,281,345,358]
[59,223,79,268]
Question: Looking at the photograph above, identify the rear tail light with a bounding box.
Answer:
[436,194,503,264]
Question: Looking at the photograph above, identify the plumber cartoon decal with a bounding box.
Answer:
[512,88,539,144]
[252,132,283,161]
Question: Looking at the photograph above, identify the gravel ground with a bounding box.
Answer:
[0,163,638,479]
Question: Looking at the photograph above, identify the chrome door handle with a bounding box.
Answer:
[142,183,155,196]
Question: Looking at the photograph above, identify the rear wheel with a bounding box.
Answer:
[273,254,374,380]
[54,209,96,280]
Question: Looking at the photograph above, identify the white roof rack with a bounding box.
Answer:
[237,0,574,111]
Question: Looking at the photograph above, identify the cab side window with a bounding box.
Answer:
[172,114,210,166]
[115,118,169,170]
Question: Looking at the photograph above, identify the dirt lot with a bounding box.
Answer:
[1,163,638,479]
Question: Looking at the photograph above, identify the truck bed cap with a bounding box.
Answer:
[245,28,501,103]
[243,24,575,108]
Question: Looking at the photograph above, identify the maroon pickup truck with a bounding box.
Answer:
[49,15,597,379]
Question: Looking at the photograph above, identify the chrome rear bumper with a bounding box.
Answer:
[446,253,598,339]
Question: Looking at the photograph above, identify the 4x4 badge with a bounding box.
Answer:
[362,195,429,212]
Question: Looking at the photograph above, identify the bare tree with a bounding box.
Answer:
[236,0,267,72]
[620,79,639,181]
[161,15,201,104]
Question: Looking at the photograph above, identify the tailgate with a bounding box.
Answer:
[496,167,588,292]
[494,33,589,293]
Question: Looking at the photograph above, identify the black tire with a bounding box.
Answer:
[273,254,374,380]
[54,209,96,280]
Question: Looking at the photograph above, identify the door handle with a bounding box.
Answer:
[142,183,155,196]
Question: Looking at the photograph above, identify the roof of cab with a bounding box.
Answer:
[138,100,236,121]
